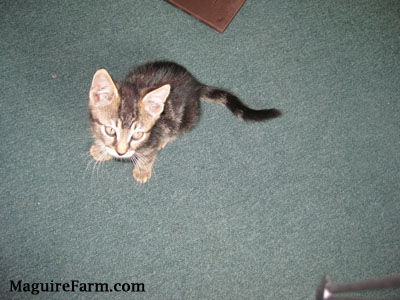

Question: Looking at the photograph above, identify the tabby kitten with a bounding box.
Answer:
[89,61,281,183]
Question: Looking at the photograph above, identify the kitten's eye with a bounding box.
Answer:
[104,126,116,137]
[131,131,144,141]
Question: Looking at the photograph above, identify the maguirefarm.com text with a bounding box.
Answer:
[10,280,145,295]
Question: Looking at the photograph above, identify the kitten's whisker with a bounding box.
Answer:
[92,158,100,179]
[91,149,106,181]
[96,159,102,180]
[136,155,148,169]
[130,156,138,166]
[95,150,110,180]
[83,151,99,182]
[85,152,96,173]
[135,153,150,165]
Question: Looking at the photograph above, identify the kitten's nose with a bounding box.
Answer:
[116,146,128,156]
[116,142,129,156]
[116,150,127,156]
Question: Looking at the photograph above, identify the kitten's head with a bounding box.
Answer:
[89,69,170,159]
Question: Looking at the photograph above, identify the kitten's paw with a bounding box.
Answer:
[133,167,152,183]
[90,144,112,161]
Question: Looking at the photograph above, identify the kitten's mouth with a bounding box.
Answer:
[106,148,135,159]
[116,153,135,159]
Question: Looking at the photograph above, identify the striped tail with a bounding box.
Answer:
[201,86,281,121]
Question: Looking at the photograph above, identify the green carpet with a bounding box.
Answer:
[1,1,399,299]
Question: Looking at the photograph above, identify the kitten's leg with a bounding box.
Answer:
[132,151,158,183]
[90,144,112,161]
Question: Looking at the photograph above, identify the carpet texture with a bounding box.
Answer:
[1,1,399,299]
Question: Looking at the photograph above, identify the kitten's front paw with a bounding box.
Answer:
[133,167,152,183]
[90,144,112,161]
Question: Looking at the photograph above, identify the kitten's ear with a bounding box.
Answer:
[89,69,119,107]
[142,84,171,117]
